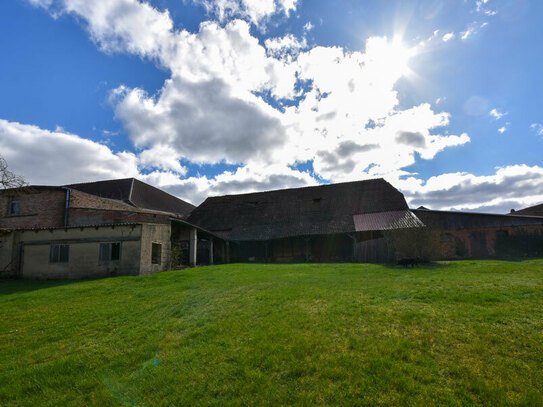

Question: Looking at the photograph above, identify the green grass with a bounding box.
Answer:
[1,260,543,406]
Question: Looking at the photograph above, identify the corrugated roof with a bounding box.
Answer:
[353,210,424,232]
[188,179,410,241]
[412,209,543,230]
[66,178,195,217]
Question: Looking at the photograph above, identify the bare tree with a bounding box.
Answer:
[0,155,26,189]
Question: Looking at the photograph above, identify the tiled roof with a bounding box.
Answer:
[188,179,410,241]
[353,210,424,232]
[13,222,141,231]
[412,209,543,230]
[514,203,543,217]
[66,178,195,217]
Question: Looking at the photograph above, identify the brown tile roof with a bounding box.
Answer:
[66,178,195,217]
[187,178,410,241]
[353,210,424,232]
[514,203,543,217]
[412,209,543,230]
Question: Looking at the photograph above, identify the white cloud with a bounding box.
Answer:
[498,126,506,134]
[401,164,543,213]
[461,22,479,40]
[29,0,470,189]
[442,32,455,42]
[489,108,505,120]
[27,0,543,214]
[304,21,313,31]
[194,0,298,27]
[265,33,307,57]
[530,123,543,136]
[0,119,139,185]
[144,163,315,205]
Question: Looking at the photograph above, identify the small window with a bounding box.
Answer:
[99,242,121,262]
[496,230,509,238]
[50,244,69,263]
[312,198,322,203]
[440,233,454,243]
[151,243,162,265]
[8,197,20,215]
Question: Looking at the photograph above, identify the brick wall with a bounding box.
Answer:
[69,189,136,211]
[0,188,66,229]
[68,208,170,226]
[439,224,543,259]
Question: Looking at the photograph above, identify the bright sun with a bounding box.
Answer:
[367,36,417,80]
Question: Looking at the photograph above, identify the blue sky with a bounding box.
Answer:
[0,0,542,211]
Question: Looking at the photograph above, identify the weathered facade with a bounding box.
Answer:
[187,179,424,263]
[2,177,543,279]
[0,179,222,279]
[413,209,543,259]
[2,223,170,279]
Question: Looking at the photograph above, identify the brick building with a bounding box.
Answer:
[0,179,223,279]
[2,177,543,279]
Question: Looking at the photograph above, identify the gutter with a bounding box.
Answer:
[62,187,70,227]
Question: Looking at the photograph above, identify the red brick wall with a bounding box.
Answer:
[0,188,172,230]
[0,189,66,229]
[69,189,136,211]
[68,208,170,226]
[439,225,543,259]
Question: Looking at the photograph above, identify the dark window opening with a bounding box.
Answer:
[496,230,509,238]
[312,198,322,203]
[50,244,69,263]
[8,197,20,215]
[99,242,121,262]
[152,243,162,265]
[440,233,454,243]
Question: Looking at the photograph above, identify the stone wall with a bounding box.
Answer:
[18,224,143,279]
[139,223,172,275]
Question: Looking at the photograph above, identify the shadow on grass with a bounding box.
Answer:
[0,278,80,295]
[380,261,455,271]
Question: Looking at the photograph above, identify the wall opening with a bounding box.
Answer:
[151,242,162,265]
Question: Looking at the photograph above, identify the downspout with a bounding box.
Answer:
[62,187,70,227]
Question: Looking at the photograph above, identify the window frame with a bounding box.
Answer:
[99,242,122,263]
[151,242,162,265]
[8,196,20,216]
[49,244,70,264]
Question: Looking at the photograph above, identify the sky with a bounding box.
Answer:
[0,0,542,212]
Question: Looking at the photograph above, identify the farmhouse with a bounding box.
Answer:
[0,179,225,278]
[1,177,543,279]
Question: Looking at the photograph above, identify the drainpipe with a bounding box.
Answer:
[62,187,70,227]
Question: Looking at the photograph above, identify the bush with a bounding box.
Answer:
[384,226,442,262]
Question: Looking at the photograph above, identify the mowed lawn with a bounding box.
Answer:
[1,261,543,406]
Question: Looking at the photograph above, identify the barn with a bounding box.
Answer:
[187,179,424,263]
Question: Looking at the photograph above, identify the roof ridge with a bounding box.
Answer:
[203,178,387,201]
[131,178,195,207]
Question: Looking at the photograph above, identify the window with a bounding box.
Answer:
[8,197,20,215]
[496,230,509,238]
[440,233,454,243]
[49,244,69,263]
[99,242,121,262]
[151,243,162,265]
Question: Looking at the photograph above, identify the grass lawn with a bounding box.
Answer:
[1,260,543,406]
